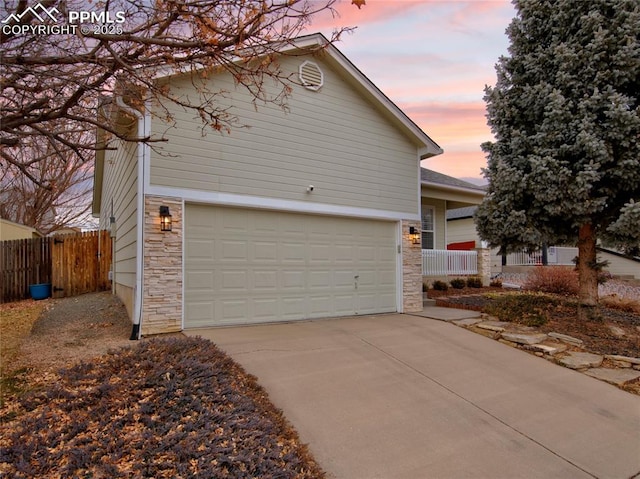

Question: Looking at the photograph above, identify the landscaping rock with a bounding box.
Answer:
[608,325,626,338]
[523,342,567,355]
[609,359,632,368]
[557,352,603,370]
[548,332,584,346]
[476,321,510,332]
[452,318,482,327]
[605,355,640,365]
[583,368,640,386]
[501,332,548,345]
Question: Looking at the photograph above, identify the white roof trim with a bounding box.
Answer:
[421,181,486,197]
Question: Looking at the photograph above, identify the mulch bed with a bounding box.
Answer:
[0,336,324,479]
[431,289,640,358]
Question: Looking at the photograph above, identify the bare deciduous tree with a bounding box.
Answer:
[1,0,350,188]
[0,122,94,234]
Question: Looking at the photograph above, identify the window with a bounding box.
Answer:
[421,206,435,249]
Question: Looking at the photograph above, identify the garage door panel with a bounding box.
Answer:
[186,271,214,290]
[335,245,354,262]
[253,242,278,262]
[186,239,215,262]
[221,240,248,261]
[221,270,247,290]
[377,293,397,311]
[378,271,396,287]
[282,297,306,318]
[221,211,250,233]
[334,294,356,314]
[186,301,214,326]
[281,242,306,263]
[221,299,248,321]
[308,295,333,316]
[282,270,306,290]
[185,204,397,327]
[252,299,279,321]
[253,270,278,290]
[309,243,331,262]
[308,270,332,288]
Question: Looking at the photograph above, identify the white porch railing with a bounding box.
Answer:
[422,249,478,276]
[506,246,577,266]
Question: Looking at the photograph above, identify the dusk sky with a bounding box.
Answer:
[307,0,516,183]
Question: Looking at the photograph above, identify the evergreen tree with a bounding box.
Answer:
[476,0,640,307]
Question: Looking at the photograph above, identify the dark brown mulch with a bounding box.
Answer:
[0,336,325,479]
[433,290,640,358]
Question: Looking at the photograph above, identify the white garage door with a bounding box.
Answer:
[184,204,397,328]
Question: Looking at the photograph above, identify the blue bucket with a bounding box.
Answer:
[29,283,52,300]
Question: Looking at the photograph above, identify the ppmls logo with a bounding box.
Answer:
[1,2,76,35]
[2,2,126,36]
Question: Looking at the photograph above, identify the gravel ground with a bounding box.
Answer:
[497,275,640,301]
[15,292,133,373]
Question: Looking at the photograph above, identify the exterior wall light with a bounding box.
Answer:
[409,226,420,245]
[159,206,172,232]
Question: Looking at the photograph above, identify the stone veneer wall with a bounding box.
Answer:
[142,195,183,335]
[475,247,491,286]
[402,220,423,313]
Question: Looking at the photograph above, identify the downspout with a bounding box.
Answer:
[115,96,147,340]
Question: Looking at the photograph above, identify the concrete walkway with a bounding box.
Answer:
[187,311,640,479]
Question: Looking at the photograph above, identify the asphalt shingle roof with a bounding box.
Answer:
[420,168,486,192]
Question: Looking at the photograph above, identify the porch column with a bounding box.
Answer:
[475,247,491,286]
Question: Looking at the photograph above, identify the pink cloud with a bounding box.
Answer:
[308,0,426,32]
[422,149,489,180]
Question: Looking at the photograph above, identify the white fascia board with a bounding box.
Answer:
[145,185,419,222]
[421,181,486,197]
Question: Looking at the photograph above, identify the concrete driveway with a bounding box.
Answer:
[187,313,640,479]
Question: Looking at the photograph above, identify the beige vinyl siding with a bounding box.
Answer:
[446,218,480,247]
[149,55,420,215]
[599,251,640,280]
[421,197,446,249]
[99,140,138,290]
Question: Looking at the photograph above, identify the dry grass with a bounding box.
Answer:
[0,299,48,405]
[600,294,640,315]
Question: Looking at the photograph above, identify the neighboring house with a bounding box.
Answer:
[444,206,640,280]
[49,227,82,236]
[93,33,443,337]
[420,168,485,250]
[0,218,43,241]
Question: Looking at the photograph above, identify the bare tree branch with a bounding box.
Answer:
[1,0,352,187]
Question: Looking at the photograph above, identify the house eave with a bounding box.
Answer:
[421,181,485,197]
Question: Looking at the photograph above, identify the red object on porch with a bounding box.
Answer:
[447,241,476,251]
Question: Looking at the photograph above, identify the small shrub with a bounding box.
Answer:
[489,279,503,288]
[450,278,466,289]
[432,280,449,291]
[466,276,483,288]
[483,293,558,326]
[523,266,578,296]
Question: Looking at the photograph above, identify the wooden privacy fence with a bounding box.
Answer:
[0,237,52,302]
[0,230,112,303]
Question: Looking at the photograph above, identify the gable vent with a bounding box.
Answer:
[299,60,323,91]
